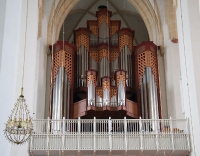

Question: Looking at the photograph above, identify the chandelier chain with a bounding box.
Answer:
[21,0,29,94]
[62,0,65,67]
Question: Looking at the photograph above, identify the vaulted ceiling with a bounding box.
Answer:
[58,0,149,45]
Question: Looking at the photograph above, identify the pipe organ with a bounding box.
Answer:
[135,42,161,119]
[50,41,75,121]
[50,8,161,120]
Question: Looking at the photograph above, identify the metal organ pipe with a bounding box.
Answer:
[87,70,96,106]
[143,72,149,119]
[140,67,159,121]
[102,77,110,106]
[120,45,133,88]
[111,91,117,107]
[111,33,118,46]
[74,28,90,88]
[140,82,144,119]
[152,72,156,120]
[116,71,126,106]
[147,67,154,119]
[152,72,159,120]
[76,45,89,87]
[52,66,70,131]
[99,22,109,44]
[96,92,103,107]
[118,81,125,106]
[64,74,70,119]
[155,84,159,120]
[98,44,110,83]
[90,32,98,46]
[90,56,98,71]
[58,67,63,121]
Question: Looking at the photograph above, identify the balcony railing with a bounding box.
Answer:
[30,118,190,156]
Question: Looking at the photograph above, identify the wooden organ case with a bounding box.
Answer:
[50,8,161,120]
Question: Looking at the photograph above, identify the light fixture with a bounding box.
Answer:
[4,0,33,145]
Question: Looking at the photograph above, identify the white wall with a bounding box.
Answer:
[35,15,48,119]
[0,0,39,155]
[0,0,6,72]
[176,0,200,155]
[154,0,184,119]
[0,0,23,155]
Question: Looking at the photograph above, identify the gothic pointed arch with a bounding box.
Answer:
[47,0,164,55]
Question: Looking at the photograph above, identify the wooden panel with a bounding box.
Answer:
[73,99,87,118]
[126,99,138,118]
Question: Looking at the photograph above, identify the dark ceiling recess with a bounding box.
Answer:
[98,5,107,10]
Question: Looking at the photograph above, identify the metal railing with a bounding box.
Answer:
[30,117,190,151]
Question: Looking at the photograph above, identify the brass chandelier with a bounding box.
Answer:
[4,0,33,145]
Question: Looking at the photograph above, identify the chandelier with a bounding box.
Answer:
[4,89,33,144]
[4,0,33,145]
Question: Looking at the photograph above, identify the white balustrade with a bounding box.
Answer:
[30,117,190,154]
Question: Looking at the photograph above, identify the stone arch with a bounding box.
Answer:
[47,0,164,55]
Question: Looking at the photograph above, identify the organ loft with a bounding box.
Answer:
[50,7,161,121]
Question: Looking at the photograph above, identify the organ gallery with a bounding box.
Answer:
[50,7,161,120]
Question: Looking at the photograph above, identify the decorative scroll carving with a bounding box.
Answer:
[53,50,73,85]
[98,14,110,26]
[116,75,126,87]
[138,51,158,85]
[110,21,120,36]
[88,21,98,36]
[90,50,98,62]
[64,52,73,85]
[76,34,89,51]
[87,75,96,87]
[96,9,112,27]
[90,25,98,36]
[111,88,117,98]
[102,80,110,92]
[110,50,119,62]
[99,49,109,62]
[118,28,134,52]
[96,88,103,98]
[110,25,119,36]
[119,34,133,52]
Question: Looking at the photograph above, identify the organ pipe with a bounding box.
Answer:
[50,41,74,123]
[139,67,159,129]
[116,70,126,106]
[118,28,134,88]
[136,41,160,120]
[110,32,118,46]
[142,72,149,119]
[102,77,110,106]
[87,70,96,106]
[90,32,98,46]
[74,28,90,88]
[99,22,109,44]
[52,67,70,131]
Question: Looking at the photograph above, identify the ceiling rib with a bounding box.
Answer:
[69,9,96,17]
[112,10,141,17]
[67,0,99,41]
[65,0,139,45]
[108,0,138,45]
